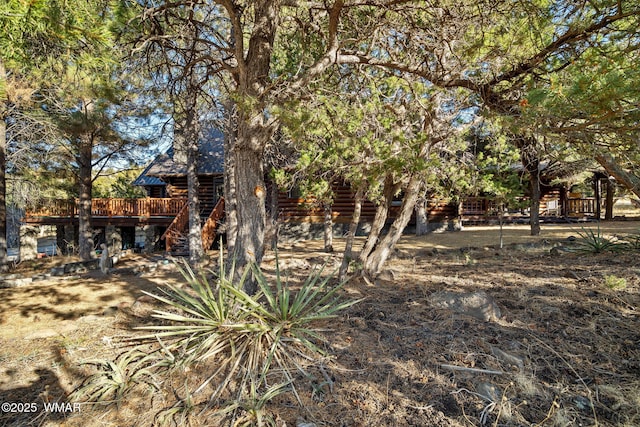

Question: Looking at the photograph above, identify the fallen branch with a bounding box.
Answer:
[440,364,505,375]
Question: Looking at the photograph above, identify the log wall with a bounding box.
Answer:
[275,182,458,225]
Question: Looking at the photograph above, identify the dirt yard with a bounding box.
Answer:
[0,222,639,426]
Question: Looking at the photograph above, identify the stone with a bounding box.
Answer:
[51,266,65,276]
[99,243,110,275]
[19,225,39,261]
[429,290,501,322]
[550,246,570,256]
[0,276,33,288]
[106,225,123,255]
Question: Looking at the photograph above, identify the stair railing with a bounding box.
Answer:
[201,197,225,250]
[161,200,189,252]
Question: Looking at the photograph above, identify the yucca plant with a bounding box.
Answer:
[570,226,621,254]
[72,348,159,405]
[623,231,640,251]
[136,250,361,409]
[217,382,290,427]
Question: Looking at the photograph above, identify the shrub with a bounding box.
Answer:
[570,226,621,254]
[622,231,640,251]
[73,251,360,425]
[71,349,159,406]
[603,275,627,290]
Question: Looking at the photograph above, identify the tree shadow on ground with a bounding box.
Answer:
[0,368,70,427]
[0,257,180,327]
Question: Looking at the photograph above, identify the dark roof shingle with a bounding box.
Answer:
[134,128,225,186]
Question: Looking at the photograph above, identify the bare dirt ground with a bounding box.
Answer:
[0,221,639,426]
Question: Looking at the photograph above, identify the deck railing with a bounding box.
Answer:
[567,198,596,215]
[461,197,597,217]
[25,198,187,219]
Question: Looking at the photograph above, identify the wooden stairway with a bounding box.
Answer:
[162,197,225,254]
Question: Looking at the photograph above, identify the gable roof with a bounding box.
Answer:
[133,128,225,186]
[132,161,165,186]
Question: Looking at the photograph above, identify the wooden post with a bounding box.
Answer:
[560,186,568,218]
[605,178,615,220]
[594,175,602,219]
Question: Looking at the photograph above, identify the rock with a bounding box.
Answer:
[573,395,593,411]
[51,259,100,276]
[50,266,66,276]
[429,291,501,322]
[0,276,33,288]
[550,246,570,255]
[65,259,99,273]
[110,267,138,276]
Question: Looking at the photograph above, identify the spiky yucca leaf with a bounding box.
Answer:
[570,226,621,254]
[134,250,360,408]
[72,349,158,405]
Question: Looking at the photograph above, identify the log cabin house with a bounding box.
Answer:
[22,130,613,259]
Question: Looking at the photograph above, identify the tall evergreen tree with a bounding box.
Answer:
[2,0,155,261]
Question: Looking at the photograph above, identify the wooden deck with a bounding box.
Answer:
[24,198,187,225]
[23,194,599,228]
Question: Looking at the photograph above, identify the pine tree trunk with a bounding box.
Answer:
[605,178,615,220]
[178,82,204,267]
[363,175,422,277]
[232,132,267,295]
[359,175,396,263]
[339,186,364,281]
[186,128,204,268]
[225,0,279,292]
[498,201,505,249]
[517,136,541,236]
[0,97,7,271]
[323,203,333,253]
[78,137,95,260]
[528,169,541,236]
[223,100,238,254]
